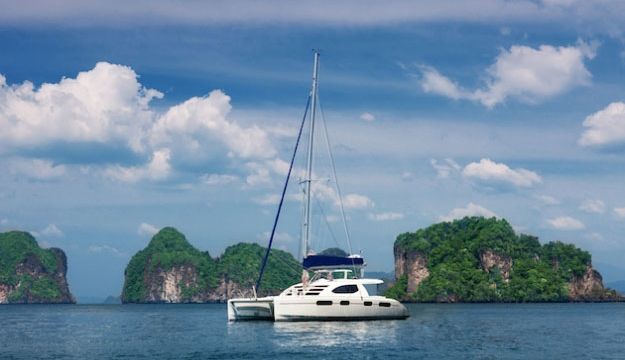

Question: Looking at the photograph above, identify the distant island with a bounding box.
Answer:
[0,231,75,304]
[122,227,300,303]
[387,217,622,302]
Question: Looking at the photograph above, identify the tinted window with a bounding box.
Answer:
[379,302,391,307]
[340,300,350,306]
[332,285,359,294]
[316,301,332,306]
[364,301,372,306]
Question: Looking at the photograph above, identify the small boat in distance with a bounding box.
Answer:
[228,52,409,321]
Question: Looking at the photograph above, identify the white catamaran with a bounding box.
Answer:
[228,52,409,321]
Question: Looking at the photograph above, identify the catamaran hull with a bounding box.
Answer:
[273,297,408,321]
[227,297,274,321]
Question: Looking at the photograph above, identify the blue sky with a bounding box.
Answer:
[2,1,625,299]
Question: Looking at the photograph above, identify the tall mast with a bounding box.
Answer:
[302,51,320,260]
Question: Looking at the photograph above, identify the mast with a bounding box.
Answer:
[302,51,320,260]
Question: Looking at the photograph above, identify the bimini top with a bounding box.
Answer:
[303,254,365,270]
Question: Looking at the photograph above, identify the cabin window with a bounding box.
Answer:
[305,292,320,296]
[316,301,332,306]
[331,285,359,294]
[340,300,350,306]
[379,302,391,307]
[364,301,372,306]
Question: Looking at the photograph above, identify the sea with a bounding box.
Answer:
[1,303,624,359]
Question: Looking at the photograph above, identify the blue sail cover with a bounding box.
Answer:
[303,255,365,270]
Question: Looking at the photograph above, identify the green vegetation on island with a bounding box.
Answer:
[387,217,620,302]
[122,227,300,303]
[0,231,74,304]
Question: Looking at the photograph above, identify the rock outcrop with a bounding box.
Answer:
[388,217,623,303]
[121,227,299,303]
[569,266,620,301]
[0,231,75,304]
[479,250,512,283]
[394,247,429,293]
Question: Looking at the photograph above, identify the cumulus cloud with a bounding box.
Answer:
[104,148,171,182]
[368,212,404,221]
[149,90,276,160]
[88,244,127,257]
[201,173,239,186]
[360,112,375,122]
[137,222,160,236]
[253,194,281,206]
[535,194,559,205]
[39,224,64,237]
[439,203,498,222]
[342,194,374,209]
[579,199,605,214]
[0,62,281,185]
[430,158,461,178]
[547,216,585,230]
[8,158,66,180]
[419,41,595,107]
[578,102,625,147]
[614,207,625,219]
[257,231,293,244]
[462,158,541,188]
[0,62,160,152]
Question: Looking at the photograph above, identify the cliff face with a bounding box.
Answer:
[0,231,74,304]
[394,246,429,293]
[389,217,622,303]
[122,228,299,303]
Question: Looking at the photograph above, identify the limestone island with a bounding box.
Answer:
[0,231,75,304]
[122,227,300,303]
[387,217,622,302]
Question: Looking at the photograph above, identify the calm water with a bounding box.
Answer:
[1,303,624,359]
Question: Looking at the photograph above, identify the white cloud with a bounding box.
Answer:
[614,207,625,219]
[88,244,127,257]
[419,66,466,100]
[578,102,625,147]
[401,171,414,181]
[535,194,559,205]
[0,62,160,153]
[39,224,64,237]
[201,173,238,186]
[253,194,281,206]
[342,194,374,209]
[547,216,585,230]
[419,41,595,107]
[579,199,605,214]
[360,112,375,122]
[430,158,461,178]
[462,158,541,187]
[149,90,276,160]
[0,63,282,185]
[104,148,171,182]
[257,231,293,244]
[439,202,498,222]
[9,158,66,180]
[0,218,8,226]
[137,223,160,237]
[368,212,404,221]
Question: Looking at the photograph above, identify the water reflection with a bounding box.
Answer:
[272,320,401,348]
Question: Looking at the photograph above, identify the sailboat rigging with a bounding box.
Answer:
[228,51,409,321]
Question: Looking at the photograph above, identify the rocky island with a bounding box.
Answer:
[122,227,300,303]
[387,217,622,302]
[0,231,75,304]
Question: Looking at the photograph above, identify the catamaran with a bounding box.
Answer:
[228,52,409,321]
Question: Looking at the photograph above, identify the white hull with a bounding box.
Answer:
[227,297,274,321]
[273,296,408,321]
[228,276,409,322]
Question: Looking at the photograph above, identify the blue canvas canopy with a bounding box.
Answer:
[303,255,364,270]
